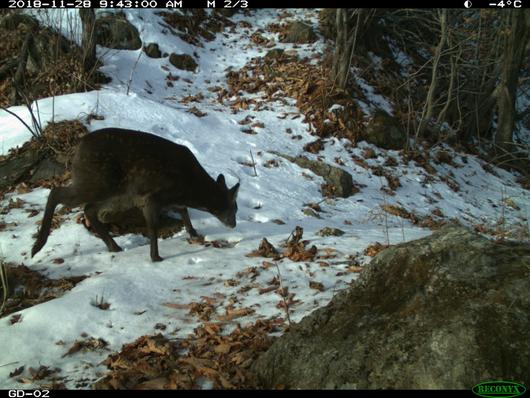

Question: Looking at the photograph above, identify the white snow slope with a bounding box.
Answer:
[0,9,529,389]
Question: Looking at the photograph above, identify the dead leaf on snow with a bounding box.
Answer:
[62,337,109,357]
[187,106,207,117]
[217,307,255,322]
[364,242,388,257]
[309,281,325,292]
[9,366,24,378]
[246,238,280,259]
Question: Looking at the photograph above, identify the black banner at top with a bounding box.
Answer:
[4,0,529,8]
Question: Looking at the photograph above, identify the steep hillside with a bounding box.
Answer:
[0,9,528,389]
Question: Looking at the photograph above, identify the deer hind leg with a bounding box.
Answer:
[142,197,162,262]
[84,203,122,253]
[32,186,83,257]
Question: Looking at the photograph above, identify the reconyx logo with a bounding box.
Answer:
[473,381,526,398]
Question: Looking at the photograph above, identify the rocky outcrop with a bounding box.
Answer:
[363,109,407,150]
[0,13,39,30]
[143,43,162,58]
[264,48,285,62]
[252,226,530,389]
[276,153,358,198]
[214,8,238,17]
[169,53,198,72]
[0,148,43,190]
[280,21,318,44]
[28,157,65,184]
[95,13,142,50]
[0,120,87,190]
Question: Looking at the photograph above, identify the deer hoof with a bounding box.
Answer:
[108,244,123,252]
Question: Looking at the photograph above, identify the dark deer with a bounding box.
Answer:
[31,128,240,262]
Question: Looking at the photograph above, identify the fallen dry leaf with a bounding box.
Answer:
[187,106,207,117]
[136,377,171,390]
[309,281,325,292]
[246,238,280,259]
[214,343,232,355]
[217,307,255,322]
[9,366,24,378]
[365,242,388,257]
[95,318,277,389]
[258,285,278,295]
[62,337,108,357]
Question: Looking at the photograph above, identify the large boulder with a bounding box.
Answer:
[280,21,318,44]
[276,153,358,198]
[143,42,162,58]
[95,12,142,50]
[27,30,73,74]
[363,109,407,150]
[0,12,39,30]
[264,48,285,62]
[29,157,66,183]
[0,149,41,190]
[214,8,238,17]
[252,226,530,389]
[169,53,198,72]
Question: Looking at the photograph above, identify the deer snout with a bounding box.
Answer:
[220,216,236,228]
[215,207,237,229]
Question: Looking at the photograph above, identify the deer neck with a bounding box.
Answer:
[184,170,224,212]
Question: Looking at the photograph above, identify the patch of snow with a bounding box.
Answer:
[351,68,394,116]
[0,8,529,390]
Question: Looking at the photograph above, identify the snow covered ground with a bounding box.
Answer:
[0,9,529,389]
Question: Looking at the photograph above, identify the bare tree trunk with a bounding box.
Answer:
[416,9,447,139]
[332,9,355,89]
[79,9,97,75]
[493,9,529,154]
[11,32,35,102]
[331,9,374,90]
[448,10,501,145]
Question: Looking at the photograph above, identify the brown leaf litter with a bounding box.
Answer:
[157,10,235,47]
[62,336,109,357]
[282,226,318,262]
[246,226,319,263]
[380,204,446,230]
[364,242,388,257]
[0,120,87,196]
[0,263,87,317]
[0,17,104,109]
[225,53,364,147]
[94,319,279,390]
[11,364,65,389]
[246,238,281,260]
[186,235,237,249]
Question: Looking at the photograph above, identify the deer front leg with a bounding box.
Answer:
[142,197,162,262]
[178,207,199,238]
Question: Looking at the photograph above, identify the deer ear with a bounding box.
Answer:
[216,174,226,187]
[230,183,240,199]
